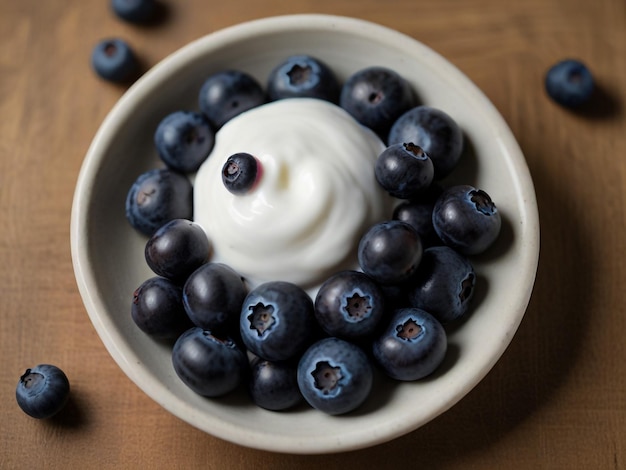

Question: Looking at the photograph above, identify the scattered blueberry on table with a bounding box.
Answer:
[545,59,594,108]
[16,365,70,419]
[91,38,139,83]
[111,0,157,24]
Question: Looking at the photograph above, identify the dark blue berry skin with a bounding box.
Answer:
[222,153,258,195]
[432,185,501,255]
[388,106,463,179]
[392,190,443,248]
[267,55,340,103]
[375,142,434,199]
[239,281,316,362]
[198,70,266,129]
[340,66,416,139]
[125,168,193,237]
[91,38,139,83]
[297,337,373,415]
[145,219,210,283]
[16,365,70,419]
[545,59,594,108]
[358,220,423,285]
[183,263,248,333]
[373,308,447,381]
[154,111,215,173]
[131,276,193,340]
[314,271,386,341]
[406,246,475,324]
[111,0,156,23]
[172,327,247,397]
[248,359,303,411]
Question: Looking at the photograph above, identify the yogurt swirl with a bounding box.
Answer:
[194,98,392,288]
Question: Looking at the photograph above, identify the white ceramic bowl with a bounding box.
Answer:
[71,14,539,454]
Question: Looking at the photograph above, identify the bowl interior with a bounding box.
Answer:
[71,14,539,454]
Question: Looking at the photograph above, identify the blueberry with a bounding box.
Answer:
[406,246,475,324]
[248,359,303,411]
[16,365,70,419]
[375,142,434,199]
[373,308,447,381]
[392,183,444,248]
[172,327,247,397]
[432,185,501,255]
[545,59,594,108]
[239,281,316,362]
[222,153,259,195]
[297,337,373,415]
[111,0,156,23]
[198,70,266,129]
[125,168,193,236]
[183,263,248,333]
[145,219,210,283]
[267,55,340,103]
[154,111,215,173]
[91,38,139,83]
[388,106,463,179]
[340,66,416,138]
[358,220,423,285]
[314,271,386,341]
[131,276,192,340]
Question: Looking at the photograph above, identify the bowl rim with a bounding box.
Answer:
[71,13,540,454]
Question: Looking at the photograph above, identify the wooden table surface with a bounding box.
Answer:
[2,1,625,468]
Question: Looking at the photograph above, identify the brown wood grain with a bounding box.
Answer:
[1,1,625,468]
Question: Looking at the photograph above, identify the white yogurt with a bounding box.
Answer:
[194,98,392,289]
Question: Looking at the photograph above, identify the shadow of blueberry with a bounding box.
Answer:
[569,82,622,120]
[44,389,90,431]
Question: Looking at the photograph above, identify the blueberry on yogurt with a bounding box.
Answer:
[221,152,259,195]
